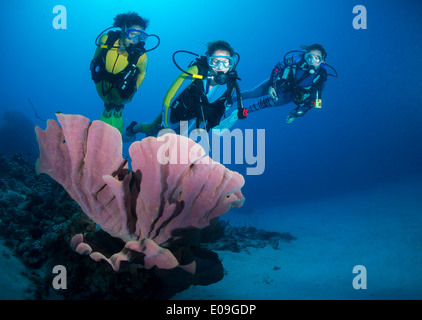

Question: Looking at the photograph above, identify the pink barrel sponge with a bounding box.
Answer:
[35,114,245,272]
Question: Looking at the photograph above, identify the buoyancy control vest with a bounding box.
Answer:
[170,56,236,130]
[90,30,145,99]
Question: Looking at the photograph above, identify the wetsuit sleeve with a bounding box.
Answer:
[242,79,271,100]
[242,60,288,100]
[162,65,199,127]
[135,54,148,90]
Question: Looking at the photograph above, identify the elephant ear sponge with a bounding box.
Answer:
[35,113,245,272]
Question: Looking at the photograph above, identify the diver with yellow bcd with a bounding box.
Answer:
[123,40,246,139]
[90,12,160,133]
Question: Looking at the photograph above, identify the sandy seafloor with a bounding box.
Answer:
[1,175,421,300]
[172,175,422,300]
[0,240,33,299]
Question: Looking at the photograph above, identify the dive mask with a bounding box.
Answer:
[125,28,149,43]
[305,52,323,67]
[207,55,234,70]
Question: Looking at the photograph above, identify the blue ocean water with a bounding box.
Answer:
[0,0,421,299]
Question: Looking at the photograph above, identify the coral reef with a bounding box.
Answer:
[0,153,226,299]
[0,114,296,299]
[0,153,296,299]
[35,114,245,273]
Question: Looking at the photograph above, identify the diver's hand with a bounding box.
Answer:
[122,121,138,143]
[268,86,278,101]
[125,121,138,136]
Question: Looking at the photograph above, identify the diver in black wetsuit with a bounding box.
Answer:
[242,44,336,124]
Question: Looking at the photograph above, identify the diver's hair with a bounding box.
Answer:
[301,44,327,60]
[113,12,149,30]
[206,40,235,56]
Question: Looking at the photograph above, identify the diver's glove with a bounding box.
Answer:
[126,121,138,136]
[122,121,138,143]
[115,66,139,99]
[237,107,248,120]
[115,79,136,99]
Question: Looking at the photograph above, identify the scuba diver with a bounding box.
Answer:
[123,40,246,139]
[241,44,337,124]
[90,12,159,133]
